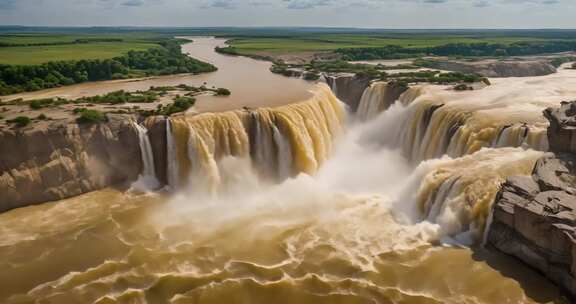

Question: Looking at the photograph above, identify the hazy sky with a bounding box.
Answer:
[0,0,574,28]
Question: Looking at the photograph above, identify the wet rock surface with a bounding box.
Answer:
[145,116,168,185]
[0,115,143,212]
[324,73,372,112]
[489,101,576,297]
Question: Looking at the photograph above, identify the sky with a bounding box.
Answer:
[0,0,575,28]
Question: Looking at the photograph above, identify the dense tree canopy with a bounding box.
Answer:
[0,40,217,96]
[336,41,576,60]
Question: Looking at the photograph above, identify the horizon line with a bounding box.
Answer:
[1,25,576,31]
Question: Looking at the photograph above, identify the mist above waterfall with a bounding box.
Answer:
[0,81,564,304]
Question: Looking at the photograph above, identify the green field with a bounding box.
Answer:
[0,34,82,45]
[0,42,158,65]
[0,32,164,45]
[224,34,562,55]
[0,33,165,65]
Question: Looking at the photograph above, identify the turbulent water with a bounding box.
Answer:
[3,40,576,303]
[132,122,160,191]
[166,85,344,190]
[353,66,576,164]
[0,83,567,303]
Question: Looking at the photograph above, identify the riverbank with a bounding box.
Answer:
[0,37,314,113]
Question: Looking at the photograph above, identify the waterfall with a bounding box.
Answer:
[166,84,345,192]
[272,125,293,180]
[166,119,179,190]
[397,98,549,162]
[132,122,160,190]
[356,82,409,122]
[158,79,550,242]
[357,82,388,122]
[412,147,543,241]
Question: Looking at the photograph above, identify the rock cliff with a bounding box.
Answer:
[545,101,576,154]
[423,59,557,78]
[0,115,143,212]
[145,116,168,185]
[324,73,372,112]
[488,101,576,297]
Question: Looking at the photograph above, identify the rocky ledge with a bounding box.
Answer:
[488,101,576,297]
[324,73,372,112]
[545,101,576,154]
[423,59,557,78]
[0,115,143,212]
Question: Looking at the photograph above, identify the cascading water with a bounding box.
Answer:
[166,84,345,192]
[131,122,160,190]
[166,119,179,190]
[388,86,551,162]
[412,147,543,243]
[356,81,389,121]
[0,81,568,303]
[356,81,406,122]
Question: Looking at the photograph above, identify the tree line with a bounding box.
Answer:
[0,40,217,96]
[336,41,576,60]
[0,38,125,48]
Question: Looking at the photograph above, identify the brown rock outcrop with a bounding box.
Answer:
[545,101,576,154]
[488,101,576,297]
[145,116,168,185]
[324,73,372,112]
[423,59,557,78]
[0,115,143,212]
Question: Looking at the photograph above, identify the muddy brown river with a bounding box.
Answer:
[1,37,314,113]
[0,37,568,304]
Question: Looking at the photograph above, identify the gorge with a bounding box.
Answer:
[1,37,576,303]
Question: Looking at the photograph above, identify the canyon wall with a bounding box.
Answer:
[422,59,557,77]
[545,102,576,154]
[0,84,345,211]
[0,115,143,212]
[488,101,576,297]
[325,73,372,112]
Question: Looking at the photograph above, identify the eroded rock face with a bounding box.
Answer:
[488,101,576,297]
[545,101,576,154]
[145,116,168,185]
[0,115,143,212]
[423,59,557,78]
[324,73,372,112]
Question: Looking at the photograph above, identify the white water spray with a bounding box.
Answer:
[131,123,160,191]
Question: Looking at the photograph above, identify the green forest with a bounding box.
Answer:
[0,40,216,96]
[336,41,576,60]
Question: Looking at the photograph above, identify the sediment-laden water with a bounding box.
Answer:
[2,39,575,304]
[0,85,566,303]
[1,37,314,113]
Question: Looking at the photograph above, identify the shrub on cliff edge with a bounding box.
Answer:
[76,109,108,124]
[7,116,31,127]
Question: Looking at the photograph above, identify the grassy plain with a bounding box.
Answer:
[0,42,157,65]
[0,33,164,65]
[223,34,566,55]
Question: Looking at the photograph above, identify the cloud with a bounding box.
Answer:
[284,0,332,9]
[122,0,143,6]
[473,1,490,7]
[249,1,272,6]
[0,0,17,9]
[200,0,237,9]
[0,0,575,27]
